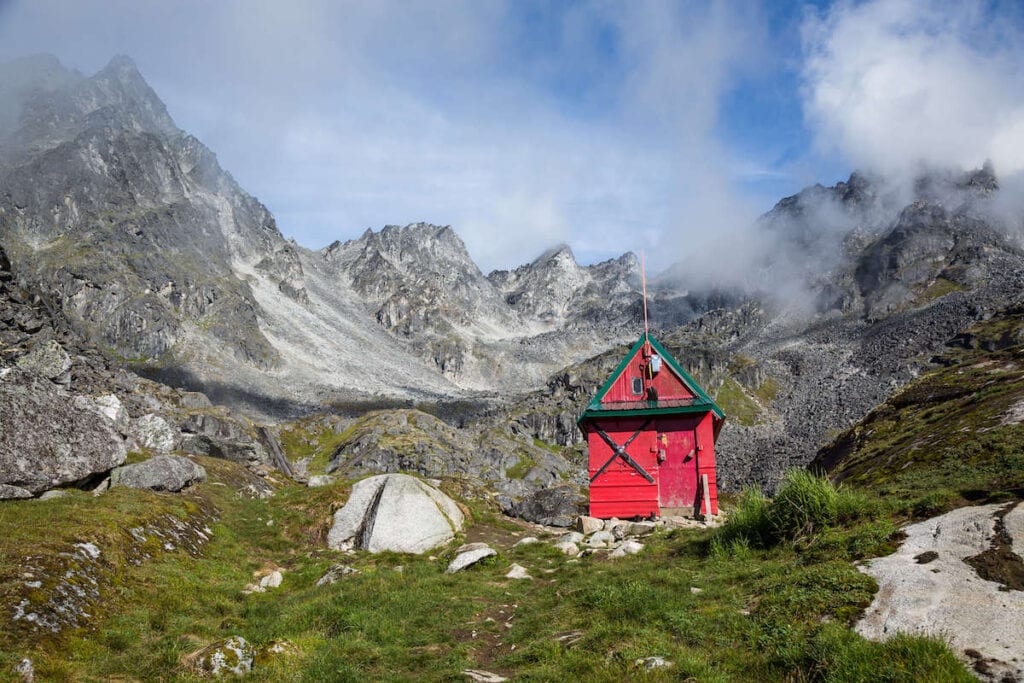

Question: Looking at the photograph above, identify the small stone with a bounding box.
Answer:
[603,517,621,531]
[255,639,299,665]
[609,540,644,558]
[462,669,508,682]
[576,515,603,535]
[178,391,213,409]
[625,521,658,537]
[587,530,615,547]
[259,571,283,590]
[75,542,101,559]
[37,489,68,500]
[15,657,33,683]
[316,564,360,586]
[554,630,584,647]
[306,475,336,488]
[456,542,492,554]
[512,536,539,548]
[187,635,254,677]
[447,546,497,574]
[690,586,703,594]
[556,531,584,545]
[15,340,71,383]
[111,455,206,492]
[552,541,580,557]
[0,484,33,500]
[635,656,673,670]
[238,483,273,499]
[505,564,532,580]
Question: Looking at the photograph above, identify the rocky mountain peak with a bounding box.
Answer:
[371,222,473,265]
[531,243,577,267]
[0,54,292,379]
[76,54,178,136]
[325,222,486,300]
[0,53,178,157]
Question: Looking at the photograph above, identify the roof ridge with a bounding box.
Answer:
[579,333,725,424]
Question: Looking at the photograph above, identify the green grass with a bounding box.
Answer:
[0,458,975,681]
[278,417,358,474]
[715,471,880,551]
[755,377,779,403]
[916,277,965,304]
[715,377,764,426]
[505,454,536,480]
[531,437,562,455]
[13,312,1024,679]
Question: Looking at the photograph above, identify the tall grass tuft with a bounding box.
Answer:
[718,469,876,548]
[716,486,772,549]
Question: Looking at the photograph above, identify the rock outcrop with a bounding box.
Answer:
[0,367,126,496]
[856,503,1024,682]
[326,474,464,554]
[325,409,582,511]
[110,455,207,492]
[506,486,584,528]
[446,543,497,574]
[186,636,255,678]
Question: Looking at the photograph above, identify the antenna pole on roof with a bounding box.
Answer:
[641,250,651,358]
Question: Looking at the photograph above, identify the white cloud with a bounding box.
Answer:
[802,0,1024,179]
[0,0,771,272]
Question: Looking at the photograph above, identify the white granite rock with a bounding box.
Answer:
[327,474,464,554]
[446,546,497,574]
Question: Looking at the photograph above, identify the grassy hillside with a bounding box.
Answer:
[0,460,973,681]
[813,307,1024,513]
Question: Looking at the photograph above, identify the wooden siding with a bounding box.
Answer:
[600,345,696,404]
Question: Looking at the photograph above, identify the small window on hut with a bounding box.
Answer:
[631,377,643,395]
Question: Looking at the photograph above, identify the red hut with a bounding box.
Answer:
[577,334,725,519]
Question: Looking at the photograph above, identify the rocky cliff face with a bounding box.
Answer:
[0,55,296,375]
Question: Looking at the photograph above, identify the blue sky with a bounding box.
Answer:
[1,1,1022,272]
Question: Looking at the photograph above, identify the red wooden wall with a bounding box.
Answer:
[585,411,719,518]
[602,346,696,403]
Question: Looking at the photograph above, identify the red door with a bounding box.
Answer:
[658,429,698,511]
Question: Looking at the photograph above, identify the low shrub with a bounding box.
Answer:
[718,470,876,548]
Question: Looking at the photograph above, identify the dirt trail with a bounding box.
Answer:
[857,502,1024,682]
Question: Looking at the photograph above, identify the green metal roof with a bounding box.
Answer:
[578,334,726,424]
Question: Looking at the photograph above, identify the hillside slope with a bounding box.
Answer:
[812,306,1024,505]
